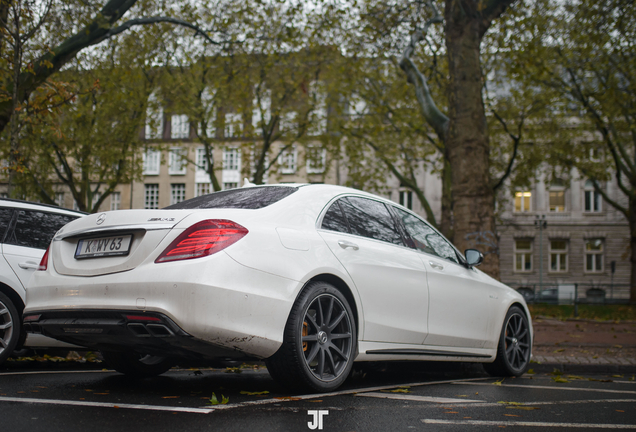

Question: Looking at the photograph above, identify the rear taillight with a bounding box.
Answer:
[155,219,248,263]
[37,245,50,271]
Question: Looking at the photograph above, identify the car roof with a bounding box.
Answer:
[0,198,87,217]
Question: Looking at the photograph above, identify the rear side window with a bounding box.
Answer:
[5,210,77,250]
[321,201,349,233]
[0,207,13,242]
[165,186,298,210]
[337,197,404,246]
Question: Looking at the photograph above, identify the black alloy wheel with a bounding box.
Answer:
[484,305,532,376]
[0,292,20,366]
[266,281,356,392]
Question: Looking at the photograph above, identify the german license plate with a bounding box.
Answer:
[75,235,132,259]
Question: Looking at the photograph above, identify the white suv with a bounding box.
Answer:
[0,199,84,365]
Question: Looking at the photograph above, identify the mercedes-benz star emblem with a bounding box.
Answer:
[96,213,107,225]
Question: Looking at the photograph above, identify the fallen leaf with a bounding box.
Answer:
[507,406,540,410]
[553,349,565,353]
[240,391,270,396]
[614,345,623,349]
[309,400,323,403]
[526,369,535,375]
[552,376,569,383]
[567,375,584,380]
[612,375,624,378]
[162,396,179,399]
[498,401,524,406]
[445,411,459,414]
[493,379,504,386]
[504,414,520,417]
[94,393,109,395]
[550,368,563,376]
[616,410,625,413]
[274,396,302,401]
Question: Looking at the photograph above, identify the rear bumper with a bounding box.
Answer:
[23,310,250,360]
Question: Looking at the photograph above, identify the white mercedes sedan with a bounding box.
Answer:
[24,184,532,392]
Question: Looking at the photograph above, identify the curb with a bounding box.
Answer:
[530,362,636,374]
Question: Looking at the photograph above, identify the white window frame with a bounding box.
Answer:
[514,191,532,212]
[279,145,298,174]
[306,146,326,174]
[168,147,187,175]
[224,113,243,138]
[144,184,159,209]
[223,148,240,171]
[549,180,566,212]
[110,191,121,211]
[514,239,533,273]
[196,147,210,173]
[584,180,602,212]
[223,182,238,190]
[54,192,65,208]
[549,240,568,273]
[195,182,212,197]
[143,149,161,175]
[399,190,413,210]
[170,183,186,205]
[585,238,604,273]
[145,93,163,140]
[171,114,190,139]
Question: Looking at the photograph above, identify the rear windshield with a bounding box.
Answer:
[165,186,299,210]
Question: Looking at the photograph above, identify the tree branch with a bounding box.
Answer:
[106,16,222,46]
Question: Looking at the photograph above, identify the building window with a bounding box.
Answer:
[143,149,160,175]
[279,146,297,174]
[195,183,212,197]
[308,81,327,136]
[224,113,243,138]
[549,179,566,212]
[196,147,210,172]
[144,184,159,209]
[171,114,190,139]
[110,191,121,211]
[0,193,7,199]
[279,111,296,133]
[399,190,413,210]
[306,145,326,174]
[170,184,186,205]
[55,192,64,208]
[169,147,187,175]
[223,148,240,171]
[584,180,602,212]
[550,240,568,272]
[514,191,531,212]
[223,182,238,190]
[145,93,163,139]
[514,240,533,272]
[585,239,604,272]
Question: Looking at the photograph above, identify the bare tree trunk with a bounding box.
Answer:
[440,154,453,241]
[630,198,636,304]
[444,1,504,279]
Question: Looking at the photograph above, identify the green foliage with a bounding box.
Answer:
[528,304,636,321]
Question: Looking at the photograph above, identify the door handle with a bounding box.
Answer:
[19,261,40,270]
[429,261,444,270]
[338,240,359,250]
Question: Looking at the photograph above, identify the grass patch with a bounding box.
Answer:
[528,304,636,321]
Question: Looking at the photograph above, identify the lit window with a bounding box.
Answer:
[514,240,533,272]
[399,190,413,210]
[549,179,566,212]
[144,184,159,209]
[550,240,568,272]
[585,239,603,272]
[171,114,190,139]
[110,192,121,211]
[306,145,326,174]
[170,184,186,205]
[168,147,187,175]
[143,149,160,175]
[514,191,531,212]
[584,180,602,212]
[279,146,297,174]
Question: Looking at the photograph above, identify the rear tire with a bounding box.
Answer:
[484,306,532,377]
[101,351,174,377]
[266,281,356,392]
[0,291,20,366]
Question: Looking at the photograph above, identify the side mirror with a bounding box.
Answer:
[465,249,483,267]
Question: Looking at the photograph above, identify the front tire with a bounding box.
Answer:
[484,305,532,377]
[101,351,174,377]
[0,291,20,366]
[266,281,356,392]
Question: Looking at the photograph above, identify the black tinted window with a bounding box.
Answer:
[340,197,404,246]
[6,210,77,249]
[321,201,350,233]
[0,207,14,242]
[165,186,298,210]
[395,208,458,263]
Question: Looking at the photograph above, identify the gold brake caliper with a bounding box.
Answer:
[302,321,309,351]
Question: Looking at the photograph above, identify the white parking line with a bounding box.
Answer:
[453,381,636,395]
[442,399,636,408]
[0,370,113,377]
[0,396,214,414]
[422,419,636,429]
[355,393,484,403]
